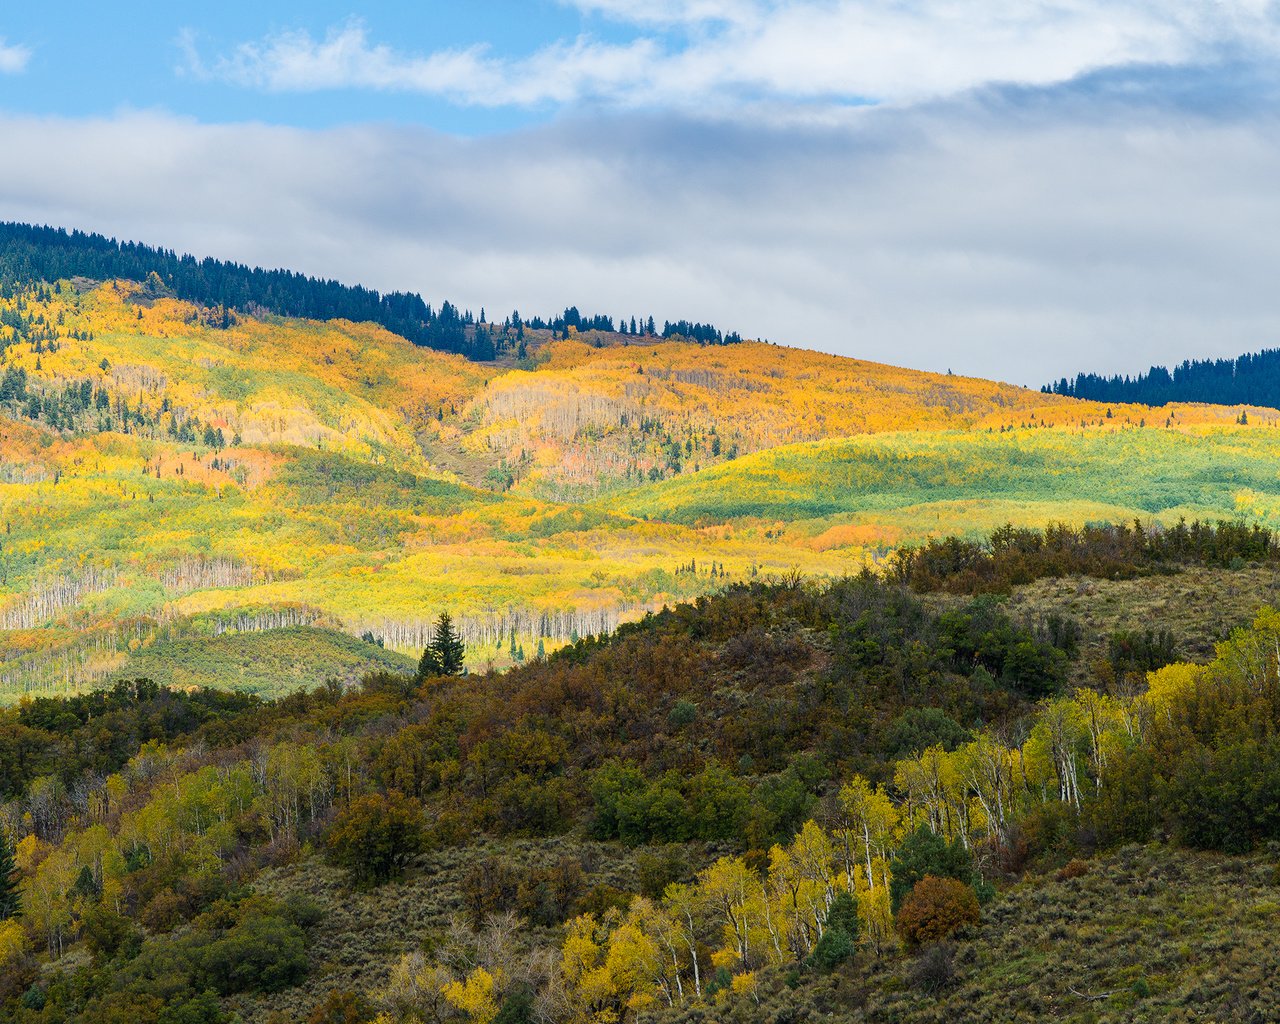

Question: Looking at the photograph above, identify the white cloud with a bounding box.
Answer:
[558,0,758,26]
[181,19,660,107]
[182,3,1280,109]
[0,37,31,74]
[1,89,1279,385]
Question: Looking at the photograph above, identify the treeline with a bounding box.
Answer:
[889,519,1275,594]
[0,223,743,361]
[1045,346,1280,406]
[520,307,741,344]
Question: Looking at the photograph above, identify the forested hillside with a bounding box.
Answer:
[3,264,1280,700]
[3,538,1280,1023]
[0,223,741,361]
[2,231,1280,1022]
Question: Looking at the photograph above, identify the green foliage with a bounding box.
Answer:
[493,988,536,1024]
[809,925,854,973]
[327,792,428,886]
[81,906,143,964]
[193,913,309,994]
[416,611,466,681]
[431,611,466,677]
[0,831,18,919]
[634,845,690,900]
[1108,627,1177,678]
[588,760,750,844]
[889,829,976,914]
[668,698,697,728]
[882,708,972,758]
[1162,739,1280,854]
[810,891,860,972]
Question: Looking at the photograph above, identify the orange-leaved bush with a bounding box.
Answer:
[895,875,980,946]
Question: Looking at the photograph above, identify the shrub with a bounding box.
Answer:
[909,942,956,993]
[1056,858,1091,882]
[140,888,187,933]
[809,891,859,972]
[327,791,427,886]
[462,858,521,930]
[810,926,854,973]
[307,989,376,1024]
[896,876,980,947]
[635,845,690,899]
[281,892,325,930]
[81,905,144,963]
[668,699,697,728]
[515,858,585,927]
[883,708,972,758]
[195,913,309,994]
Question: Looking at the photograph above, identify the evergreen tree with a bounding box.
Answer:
[888,827,975,913]
[430,611,465,676]
[415,645,441,685]
[0,830,19,919]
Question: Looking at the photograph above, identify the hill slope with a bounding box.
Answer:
[2,273,1279,699]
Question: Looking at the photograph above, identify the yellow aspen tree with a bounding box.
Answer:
[696,857,764,972]
[835,776,899,896]
[441,967,501,1024]
[660,882,706,999]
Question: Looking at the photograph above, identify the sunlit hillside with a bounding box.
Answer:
[3,275,1280,701]
[612,422,1280,539]
[464,336,1268,499]
[3,278,492,471]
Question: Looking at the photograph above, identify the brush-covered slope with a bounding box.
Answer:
[7,557,1280,1024]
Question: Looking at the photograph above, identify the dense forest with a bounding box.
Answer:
[1045,347,1280,407]
[3,523,1280,1022]
[0,223,743,361]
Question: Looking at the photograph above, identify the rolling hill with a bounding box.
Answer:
[2,269,1279,701]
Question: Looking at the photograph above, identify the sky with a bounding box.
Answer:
[2,3,1280,385]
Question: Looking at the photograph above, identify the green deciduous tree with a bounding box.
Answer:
[327,791,427,886]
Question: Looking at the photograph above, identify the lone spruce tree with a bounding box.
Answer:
[431,611,465,676]
[414,611,466,683]
[0,830,19,920]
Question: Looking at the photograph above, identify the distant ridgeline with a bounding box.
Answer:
[1045,347,1280,407]
[0,222,742,360]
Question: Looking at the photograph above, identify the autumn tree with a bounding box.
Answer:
[895,876,980,946]
[307,989,375,1024]
[327,792,428,886]
[888,827,974,914]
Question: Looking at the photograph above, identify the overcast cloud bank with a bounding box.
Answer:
[2,64,1278,384]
